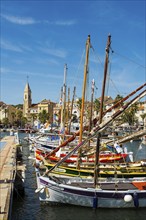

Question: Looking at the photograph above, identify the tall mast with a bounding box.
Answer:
[77,35,90,169]
[66,87,70,133]
[87,79,95,149]
[68,86,76,133]
[79,35,91,143]
[94,34,111,187]
[60,64,67,141]
[89,79,95,132]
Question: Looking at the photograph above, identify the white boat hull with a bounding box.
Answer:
[36,175,146,208]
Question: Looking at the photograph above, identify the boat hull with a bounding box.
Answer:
[42,162,146,178]
[36,175,146,208]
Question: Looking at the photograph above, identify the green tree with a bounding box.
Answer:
[140,113,146,125]
[94,98,100,113]
[71,114,78,123]
[76,98,82,121]
[13,104,23,109]
[114,94,123,102]
[30,113,37,125]
[121,103,138,125]
[57,109,61,124]
[2,117,9,127]
[38,110,49,124]
[114,94,123,105]
[11,112,16,126]
[16,110,23,127]
[76,98,82,112]
[21,117,28,127]
[17,110,23,120]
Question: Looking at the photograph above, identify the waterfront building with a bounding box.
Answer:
[135,101,146,126]
[0,101,18,126]
[22,81,55,126]
[29,104,38,115]
[38,99,55,124]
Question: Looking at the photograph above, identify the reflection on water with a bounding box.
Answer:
[1,132,144,220]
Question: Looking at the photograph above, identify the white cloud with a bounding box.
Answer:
[1,39,34,53]
[1,13,76,27]
[0,67,10,74]
[1,14,37,25]
[36,58,60,66]
[44,19,76,26]
[39,47,67,58]
[1,39,23,52]
[19,44,33,52]
[0,68,62,80]
[55,20,76,26]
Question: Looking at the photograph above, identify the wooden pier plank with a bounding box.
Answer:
[0,136,17,220]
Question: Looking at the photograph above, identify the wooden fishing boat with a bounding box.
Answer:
[35,35,146,208]
[35,148,128,163]
[34,158,146,179]
[36,173,146,208]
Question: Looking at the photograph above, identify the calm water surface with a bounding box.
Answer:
[0,141,6,151]
[1,132,144,220]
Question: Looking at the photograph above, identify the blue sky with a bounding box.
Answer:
[1,0,146,105]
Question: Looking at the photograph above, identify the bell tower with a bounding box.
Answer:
[23,77,32,117]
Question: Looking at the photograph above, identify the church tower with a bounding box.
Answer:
[23,79,32,118]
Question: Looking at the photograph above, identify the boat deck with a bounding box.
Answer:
[69,181,138,190]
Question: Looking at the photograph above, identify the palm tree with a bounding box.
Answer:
[114,94,123,104]
[121,103,138,126]
[30,113,37,126]
[140,113,146,126]
[76,98,83,125]
[76,98,82,112]
[38,110,49,124]
[94,98,100,114]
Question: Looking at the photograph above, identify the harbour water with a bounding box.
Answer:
[0,141,6,151]
[1,132,145,220]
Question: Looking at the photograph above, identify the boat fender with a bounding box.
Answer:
[124,194,132,202]
[133,192,139,208]
[93,196,98,209]
[45,187,50,198]
[35,187,44,193]
[40,188,44,194]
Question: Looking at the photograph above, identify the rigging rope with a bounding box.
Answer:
[71,49,85,90]
[113,50,146,69]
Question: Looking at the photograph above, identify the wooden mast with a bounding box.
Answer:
[94,34,111,187]
[79,35,91,142]
[77,35,91,169]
